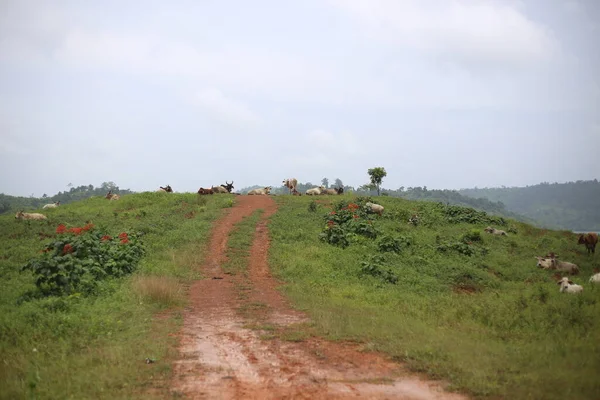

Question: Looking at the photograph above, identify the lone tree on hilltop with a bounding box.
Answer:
[367,167,387,196]
[321,178,329,188]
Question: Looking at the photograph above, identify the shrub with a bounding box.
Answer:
[360,255,398,284]
[377,235,411,253]
[461,229,483,243]
[308,200,317,213]
[444,204,506,225]
[21,224,145,296]
[319,223,350,248]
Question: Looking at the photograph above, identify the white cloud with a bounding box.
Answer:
[331,0,558,68]
[194,89,260,126]
[290,129,363,169]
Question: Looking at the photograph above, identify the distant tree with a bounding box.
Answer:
[367,167,387,196]
[42,193,47,198]
[321,178,329,188]
[334,178,343,188]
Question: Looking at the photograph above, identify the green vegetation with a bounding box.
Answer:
[222,210,263,276]
[367,167,387,196]
[0,192,231,399]
[269,194,600,399]
[459,180,600,231]
[0,182,134,214]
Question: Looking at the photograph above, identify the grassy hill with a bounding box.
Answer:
[268,194,600,399]
[459,180,600,231]
[0,192,232,399]
[1,193,599,399]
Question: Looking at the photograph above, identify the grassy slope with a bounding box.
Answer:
[268,194,600,399]
[0,192,233,400]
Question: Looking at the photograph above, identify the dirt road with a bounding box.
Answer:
[171,195,467,399]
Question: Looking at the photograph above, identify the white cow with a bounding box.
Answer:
[15,211,47,220]
[42,201,60,209]
[557,277,583,293]
[283,178,298,195]
[248,186,272,195]
[306,186,325,196]
[365,202,384,216]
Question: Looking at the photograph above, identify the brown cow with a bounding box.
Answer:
[197,187,214,195]
[578,232,598,255]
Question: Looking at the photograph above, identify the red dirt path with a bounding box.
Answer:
[171,195,467,399]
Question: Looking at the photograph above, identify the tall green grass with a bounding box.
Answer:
[268,194,600,399]
[0,192,232,399]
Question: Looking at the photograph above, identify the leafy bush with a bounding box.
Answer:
[437,241,476,256]
[461,229,483,243]
[319,223,350,248]
[21,223,145,296]
[377,234,412,253]
[444,204,506,225]
[308,200,317,213]
[320,202,380,247]
[360,255,398,284]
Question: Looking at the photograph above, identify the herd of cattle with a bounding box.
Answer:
[11,179,600,293]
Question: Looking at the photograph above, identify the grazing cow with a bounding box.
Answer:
[306,186,325,196]
[557,277,583,293]
[197,187,214,195]
[365,202,384,216]
[247,187,272,195]
[105,191,120,200]
[221,181,234,193]
[408,214,419,226]
[15,211,47,220]
[589,273,600,284]
[484,226,508,236]
[42,201,60,209]
[158,185,173,193]
[322,187,344,195]
[578,233,598,255]
[535,256,579,275]
[212,185,229,194]
[283,178,298,194]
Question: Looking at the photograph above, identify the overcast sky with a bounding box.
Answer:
[1,0,598,196]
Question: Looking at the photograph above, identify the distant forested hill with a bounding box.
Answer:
[0,182,134,214]
[458,180,600,231]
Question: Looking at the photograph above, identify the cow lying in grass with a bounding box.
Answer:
[105,191,120,200]
[365,202,384,216]
[158,185,173,193]
[15,211,47,220]
[198,187,214,195]
[306,186,325,195]
[42,202,60,209]
[248,187,272,195]
[321,187,344,195]
[557,277,583,293]
[484,226,507,236]
[535,255,579,275]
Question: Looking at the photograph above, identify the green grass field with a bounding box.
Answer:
[2,192,599,399]
[268,194,600,399]
[0,192,232,399]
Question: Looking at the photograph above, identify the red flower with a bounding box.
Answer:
[56,224,67,234]
[82,223,94,231]
[118,232,128,239]
[120,238,129,244]
[101,235,112,241]
[329,211,336,215]
[62,244,74,255]
[348,203,359,210]
[70,227,83,235]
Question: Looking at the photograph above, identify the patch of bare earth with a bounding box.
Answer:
[172,195,467,399]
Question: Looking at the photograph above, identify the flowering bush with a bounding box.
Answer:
[320,200,380,247]
[22,223,145,296]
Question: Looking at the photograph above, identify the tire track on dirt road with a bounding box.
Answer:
[172,195,467,399]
